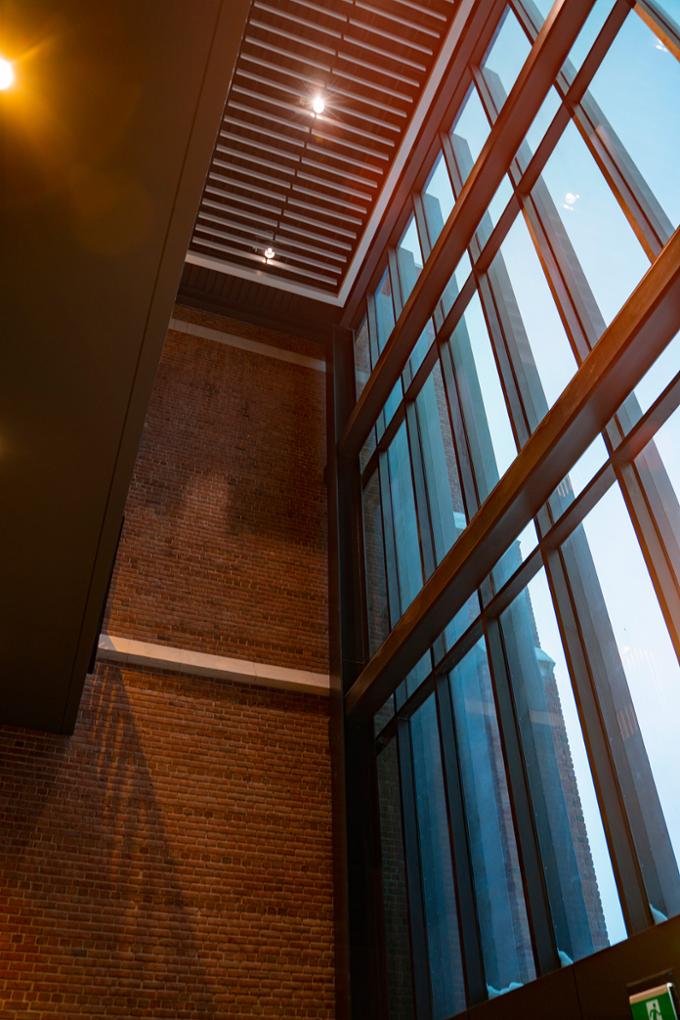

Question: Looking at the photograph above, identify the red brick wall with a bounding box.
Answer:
[0,309,335,1017]
[105,305,329,674]
[0,662,334,1018]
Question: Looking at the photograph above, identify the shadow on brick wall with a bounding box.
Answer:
[0,666,219,1019]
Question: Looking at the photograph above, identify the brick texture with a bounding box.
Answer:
[105,305,329,674]
[0,663,334,1018]
[0,309,335,1017]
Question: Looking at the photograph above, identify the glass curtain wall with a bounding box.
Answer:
[345,2,680,1017]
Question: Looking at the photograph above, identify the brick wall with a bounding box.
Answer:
[0,663,334,1018]
[105,304,329,674]
[0,309,335,1017]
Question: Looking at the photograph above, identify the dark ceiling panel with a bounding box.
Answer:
[1,0,251,732]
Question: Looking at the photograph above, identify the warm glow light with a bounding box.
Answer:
[0,57,15,90]
[264,247,276,261]
[312,94,325,115]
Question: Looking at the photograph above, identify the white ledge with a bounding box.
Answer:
[169,317,326,373]
[97,634,330,696]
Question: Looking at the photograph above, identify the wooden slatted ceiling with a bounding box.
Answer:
[189,0,457,295]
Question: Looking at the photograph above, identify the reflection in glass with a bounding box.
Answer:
[587,10,680,230]
[550,435,608,516]
[375,381,404,445]
[491,519,539,593]
[450,85,490,186]
[396,216,424,305]
[354,315,371,398]
[636,404,680,586]
[407,319,436,380]
[386,424,423,613]
[362,469,390,656]
[416,362,480,640]
[411,696,466,1019]
[377,740,416,1020]
[523,86,561,162]
[566,485,680,919]
[374,268,396,354]
[537,121,649,332]
[482,8,531,103]
[447,292,517,501]
[563,0,616,74]
[492,212,578,419]
[440,250,472,320]
[415,363,467,564]
[478,174,514,246]
[501,568,626,960]
[423,152,455,247]
[633,331,680,415]
[449,640,535,994]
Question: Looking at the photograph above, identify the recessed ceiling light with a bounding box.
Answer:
[0,57,15,91]
[264,247,276,261]
[312,94,325,115]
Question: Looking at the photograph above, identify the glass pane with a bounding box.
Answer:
[477,174,514,245]
[411,696,466,1019]
[563,0,616,75]
[375,695,395,737]
[415,362,467,564]
[396,216,424,305]
[563,484,680,920]
[449,640,535,994]
[354,315,371,399]
[447,291,517,502]
[524,86,561,160]
[501,568,626,960]
[398,650,434,707]
[423,152,455,247]
[440,250,472,319]
[636,404,680,588]
[376,380,404,444]
[536,120,649,332]
[407,318,436,380]
[587,10,680,230]
[492,212,578,422]
[362,469,390,656]
[374,268,396,354]
[612,331,680,440]
[482,8,532,105]
[550,435,609,516]
[377,741,416,1020]
[386,424,423,613]
[491,519,539,593]
[633,331,680,415]
[450,84,490,185]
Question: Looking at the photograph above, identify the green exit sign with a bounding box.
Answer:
[630,984,679,1020]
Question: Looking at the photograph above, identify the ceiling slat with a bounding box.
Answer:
[191,0,459,294]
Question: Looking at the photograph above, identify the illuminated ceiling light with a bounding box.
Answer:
[0,57,15,91]
[311,94,325,115]
[264,246,276,261]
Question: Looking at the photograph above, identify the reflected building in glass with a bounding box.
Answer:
[334,1,680,1016]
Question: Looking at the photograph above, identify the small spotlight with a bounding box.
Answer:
[312,94,325,115]
[0,57,15,91]
[264,247,276,261]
